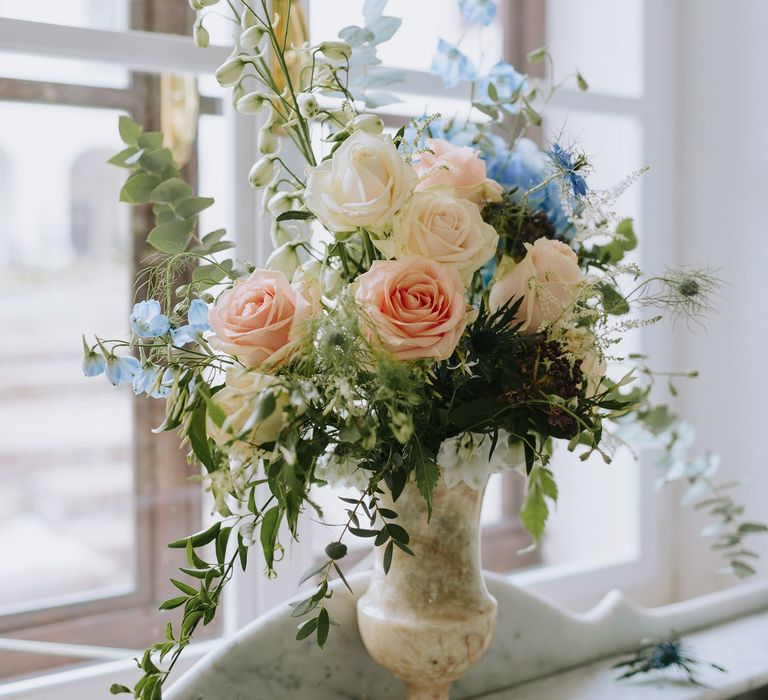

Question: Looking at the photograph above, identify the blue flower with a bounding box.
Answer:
[476,61,526,107]
[458,0,497,25]
[133,365,177,398]
[430,39,475,89]
[130,300,170,338]
[487,138,574,236]
[105,354,141,386]
[81,336,106,377]
[82,351,106,377]
[172,300,211,346]
[549,143,588,198]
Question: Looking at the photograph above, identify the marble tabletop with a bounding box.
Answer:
[166,572,768,700]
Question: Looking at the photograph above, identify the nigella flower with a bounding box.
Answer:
[172,299,211,346]
[130,300,170,338]
[477,61,526,107]
[458,0,497,25]
[430,39,476,89]
[104,354,141,386]
[549,143,588,198]
[81,336,106,377]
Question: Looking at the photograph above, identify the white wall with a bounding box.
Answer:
[673,0,768,599]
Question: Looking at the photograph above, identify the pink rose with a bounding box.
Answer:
[210,269,315,368]
[489,238,584,333]
[414,138,503,205]
[355,256,468,361]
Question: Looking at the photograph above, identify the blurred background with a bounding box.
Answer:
[0,0,765,695]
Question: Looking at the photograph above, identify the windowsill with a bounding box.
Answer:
[478,607,768,699]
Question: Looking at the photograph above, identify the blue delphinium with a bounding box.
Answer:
[172,299,211,346]
[130,300,170,338]
[549,143,588,198]
[487,138,573,236]
[104,354,141,386]
[476,61,526,107]
[430,39,475,89]
[458,0,497,25]
[133,365,178,399]
[81,336,106,377]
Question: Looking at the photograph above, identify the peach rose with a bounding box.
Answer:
[489,238,584,333]
[414,138,503,205]
[209,269,315,368]
[355,256,468,361]
[375,189,499,285]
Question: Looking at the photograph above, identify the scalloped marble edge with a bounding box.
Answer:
[166,572,768,700]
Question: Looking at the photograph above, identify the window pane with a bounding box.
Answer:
[0,52,130,88]
[0,0,128,31]
[546,0,643,97]
[0,101,134,611]
[309,0,504,73]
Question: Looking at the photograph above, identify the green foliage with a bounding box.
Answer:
[520,465,558,541]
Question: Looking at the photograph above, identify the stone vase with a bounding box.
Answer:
[357,473,497,700]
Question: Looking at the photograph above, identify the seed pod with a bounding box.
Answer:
[193,19,209,48]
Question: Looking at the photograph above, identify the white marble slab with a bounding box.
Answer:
[166,572,768,700]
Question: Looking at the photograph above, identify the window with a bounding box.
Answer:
[0,0,678,695]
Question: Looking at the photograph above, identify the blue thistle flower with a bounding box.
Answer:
[549,143,588,198]
[130,300,170,338]
[458,0,497,25]
[430,39,476,88]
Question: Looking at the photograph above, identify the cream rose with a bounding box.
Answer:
[489,238,584,333]
[375,189,499,285]
[209,269,315,368]
[207,367,288,449]
[414,138,503,205]
[355,256,467,361]
[304,131,417,233]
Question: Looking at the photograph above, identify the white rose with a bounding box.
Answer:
[207,367,288,451]
[437,430,525,490]
[376,188,499,285]
[304,131,417,234]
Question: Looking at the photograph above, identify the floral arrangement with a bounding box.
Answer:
[88,1,765,696]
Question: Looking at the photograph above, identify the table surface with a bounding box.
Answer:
[477,609,768,699]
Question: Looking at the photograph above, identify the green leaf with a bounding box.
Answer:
[487,81,499,102]
[120,172,161,204]
[299,560,330,586]
[169,521,221,549]
[147,219,194,254]
[520,466,558,541]
[260,506,281,569]
[576,70,589,91]
[349,527,380,538]
[118,115,142,146]
[410,437,439,520]
[325,541,348,560]
[731,560,757,578]
[108,146,139,168]
[290,595,320,618]
[110,684,132,695]
[151,178,193,204]
[138,131,164,150]
[193,263,229,286]
[385,523,409,545]
[316,608,330,647]
[276,210,315,222]
[159,595,188,611]
[176,196,215,218]
[616,217,637,251]
[598,283,630,316]
[140,147,175,174]
[738,523,768,534]
[170,578,198,596]
[296,617,318,640]
[382,541,394,574]
[189,403,216,473]
[253,390,277,423]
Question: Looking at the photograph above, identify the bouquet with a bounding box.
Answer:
[87,1,764,696]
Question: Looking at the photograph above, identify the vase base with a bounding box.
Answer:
[405,681,451,700]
